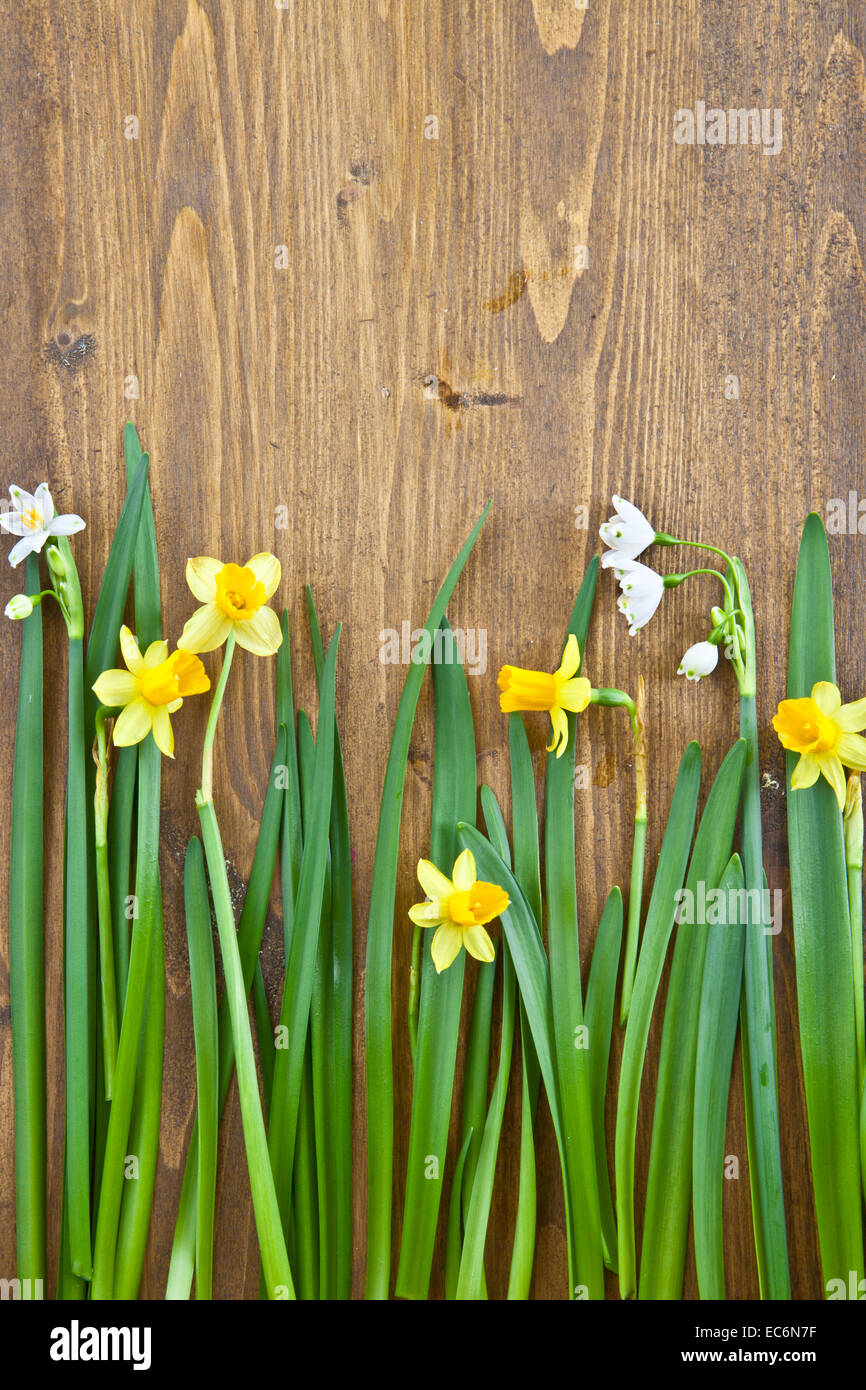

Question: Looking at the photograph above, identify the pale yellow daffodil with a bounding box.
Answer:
[497,633,591,757]
[93,626,210,757]
[773,681,866,810]
[408,848,509,973]
[178,553,283,656]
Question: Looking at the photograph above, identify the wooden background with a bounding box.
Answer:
[1,0,864,1300]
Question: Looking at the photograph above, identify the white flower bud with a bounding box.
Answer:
[4,593,34,620]
[677,640,719,682]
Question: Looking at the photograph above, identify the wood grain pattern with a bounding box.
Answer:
[1,0,864,1299]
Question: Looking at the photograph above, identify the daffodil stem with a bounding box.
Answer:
[9,553,45,1293]
[201,633,236,802]
[408,924,422,1065]
[94,708,119,1101]
[588,686,646,1027]
[847,861,865,1104]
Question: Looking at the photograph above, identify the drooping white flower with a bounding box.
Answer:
[600,495,656,567]
[4,593,34,620]
[0,484,85,567]
[677,640,719,682]
[614,560,665,635]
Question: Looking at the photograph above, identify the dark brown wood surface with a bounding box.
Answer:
[1,0,864,1300]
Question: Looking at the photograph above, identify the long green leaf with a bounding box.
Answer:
[268,631,340,1227]
[9,553,45,1293]
[786,513,863,1292]
[584,886,623,1273]
[639,738,746,1298]
[614,740,701,1299]
[365,505,490,1298]
[396,619,477,1300]
[693,853,747,1299]
[543,557,603,1299]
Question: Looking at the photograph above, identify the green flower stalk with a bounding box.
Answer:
[8,552,45,1295]
[93,707,120,1099]
[844,775,865,1104]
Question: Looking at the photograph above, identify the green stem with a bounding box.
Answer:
[407,925,422,1065]
[9,553,45,1294]
[620,818,646,1026]
[94,709,119,1099]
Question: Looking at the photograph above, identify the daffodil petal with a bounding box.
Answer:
[92,670,141,707]
[151,705,175,758]
[113,699,153,747]
[431,923,464,974]
[811,682,842,717]
[817,752,847,809]
[790,753,821,789]
[462,924,496,964]
[143,639,170,669]
[178,603,232,653]
[835,699,866,734]
[168,698,183,714]
[120,625,144,674]
[836,733,866,771]
[232,604,283,656]
[559,676,592,713]
[417,859,453,900]
[556,633,581,682]
[186,556,222,603]
[451,848,476,893]
[408,901,444,927]
[547,706,569,757]
[245,552,281,600]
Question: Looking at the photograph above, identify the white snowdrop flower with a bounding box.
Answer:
[600,495,656,567]
[614,560,665,635]
[0,483,85,567]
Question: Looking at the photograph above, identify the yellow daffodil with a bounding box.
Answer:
[408,848,509,973]
[772,681,866,810]
[497,633,591,757]
[178,553,283,656]
[93,626,210,757]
